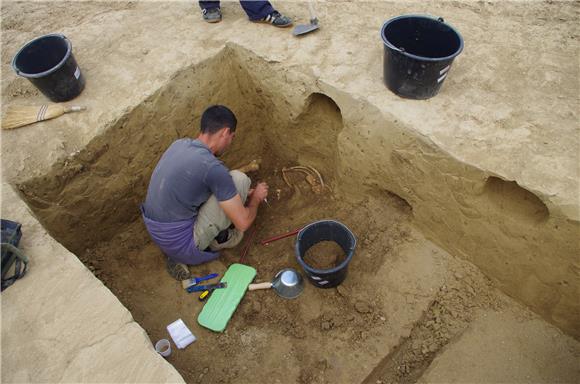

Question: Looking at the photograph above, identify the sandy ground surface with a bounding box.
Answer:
[418,309,580,383]
[1,1,578,215]
[1,0,579,383]
[1,181,184,383]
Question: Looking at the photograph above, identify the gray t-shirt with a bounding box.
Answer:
[143,138,237,222]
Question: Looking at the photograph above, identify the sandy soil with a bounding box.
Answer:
[24,84,431,383]
[303,240,345,269]
[1,1,579,383]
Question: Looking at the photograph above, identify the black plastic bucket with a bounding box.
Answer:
[12,34,85,102]
[295,220,356,288]
[380,15,463,99]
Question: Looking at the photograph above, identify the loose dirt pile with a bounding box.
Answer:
[303,240,345,270]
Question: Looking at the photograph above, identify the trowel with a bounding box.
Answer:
[293,1,319,36]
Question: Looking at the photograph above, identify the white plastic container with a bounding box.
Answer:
[155,339,172,357]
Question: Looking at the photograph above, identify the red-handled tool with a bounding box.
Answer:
[260,227,303,246]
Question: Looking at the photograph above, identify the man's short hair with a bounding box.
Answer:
[200,105,237,134]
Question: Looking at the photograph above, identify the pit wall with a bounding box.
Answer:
[18,48,273,252]
[18,45,579,339]
[226,46,579,338]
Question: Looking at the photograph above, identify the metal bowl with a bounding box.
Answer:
[272,268,304,299]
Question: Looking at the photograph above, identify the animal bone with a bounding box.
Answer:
[236,159,261,173]
[282,165,325,193]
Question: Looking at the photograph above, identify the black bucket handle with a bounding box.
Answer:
[12,33,72,78]
[380,14,464,62]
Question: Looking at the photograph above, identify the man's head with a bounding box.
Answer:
[199,105,237,156]
[200,105,237,134]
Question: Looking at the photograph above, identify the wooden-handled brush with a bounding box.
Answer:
[1,104,86,130]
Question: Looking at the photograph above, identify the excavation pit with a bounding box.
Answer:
[13,45,580,383]
[16,48,435,383]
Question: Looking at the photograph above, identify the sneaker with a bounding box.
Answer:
[256,11,292,28]
[202,7,222,23]
[166,257,191,281]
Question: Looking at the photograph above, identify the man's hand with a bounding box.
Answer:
[250,182,269,204]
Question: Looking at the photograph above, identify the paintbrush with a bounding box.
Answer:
[181,273,219,289]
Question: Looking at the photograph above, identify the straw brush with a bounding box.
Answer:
[1,104,86,130]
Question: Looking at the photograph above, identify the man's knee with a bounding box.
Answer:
[230,170,251,194]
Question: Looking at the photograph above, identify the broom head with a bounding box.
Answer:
[1,104,75,130]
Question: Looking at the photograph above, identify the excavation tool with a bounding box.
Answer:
[260,227,303,246]
[187,282,227,293]
[1,104,85,130]
[198,290,210,302]
[181,273,219,290]
[293,1,320,36]
[198,263,257,332]
[248,268,304,299]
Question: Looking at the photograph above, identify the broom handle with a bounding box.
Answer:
[63,106,86,113]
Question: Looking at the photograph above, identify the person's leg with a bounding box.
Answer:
[239,0,274,21]
[194,170,251,252]
[240,0,292,27]
[199,0,222,22]
[199,0,220,10]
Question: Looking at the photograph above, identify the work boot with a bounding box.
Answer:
[166,257,191,281]
[255,11,292,28]
[209,228,244,251]
[202,7,222,23]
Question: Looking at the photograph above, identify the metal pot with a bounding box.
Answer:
[248,268,304,299]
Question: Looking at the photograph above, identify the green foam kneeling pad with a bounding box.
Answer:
[197,263,256,332]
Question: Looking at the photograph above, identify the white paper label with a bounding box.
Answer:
[74,67,81,79]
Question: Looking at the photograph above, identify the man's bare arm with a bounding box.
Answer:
[219,194,260,232]
[219,181,268,232]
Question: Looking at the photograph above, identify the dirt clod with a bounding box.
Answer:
[336,285,349,297]
[355,301,372,314]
